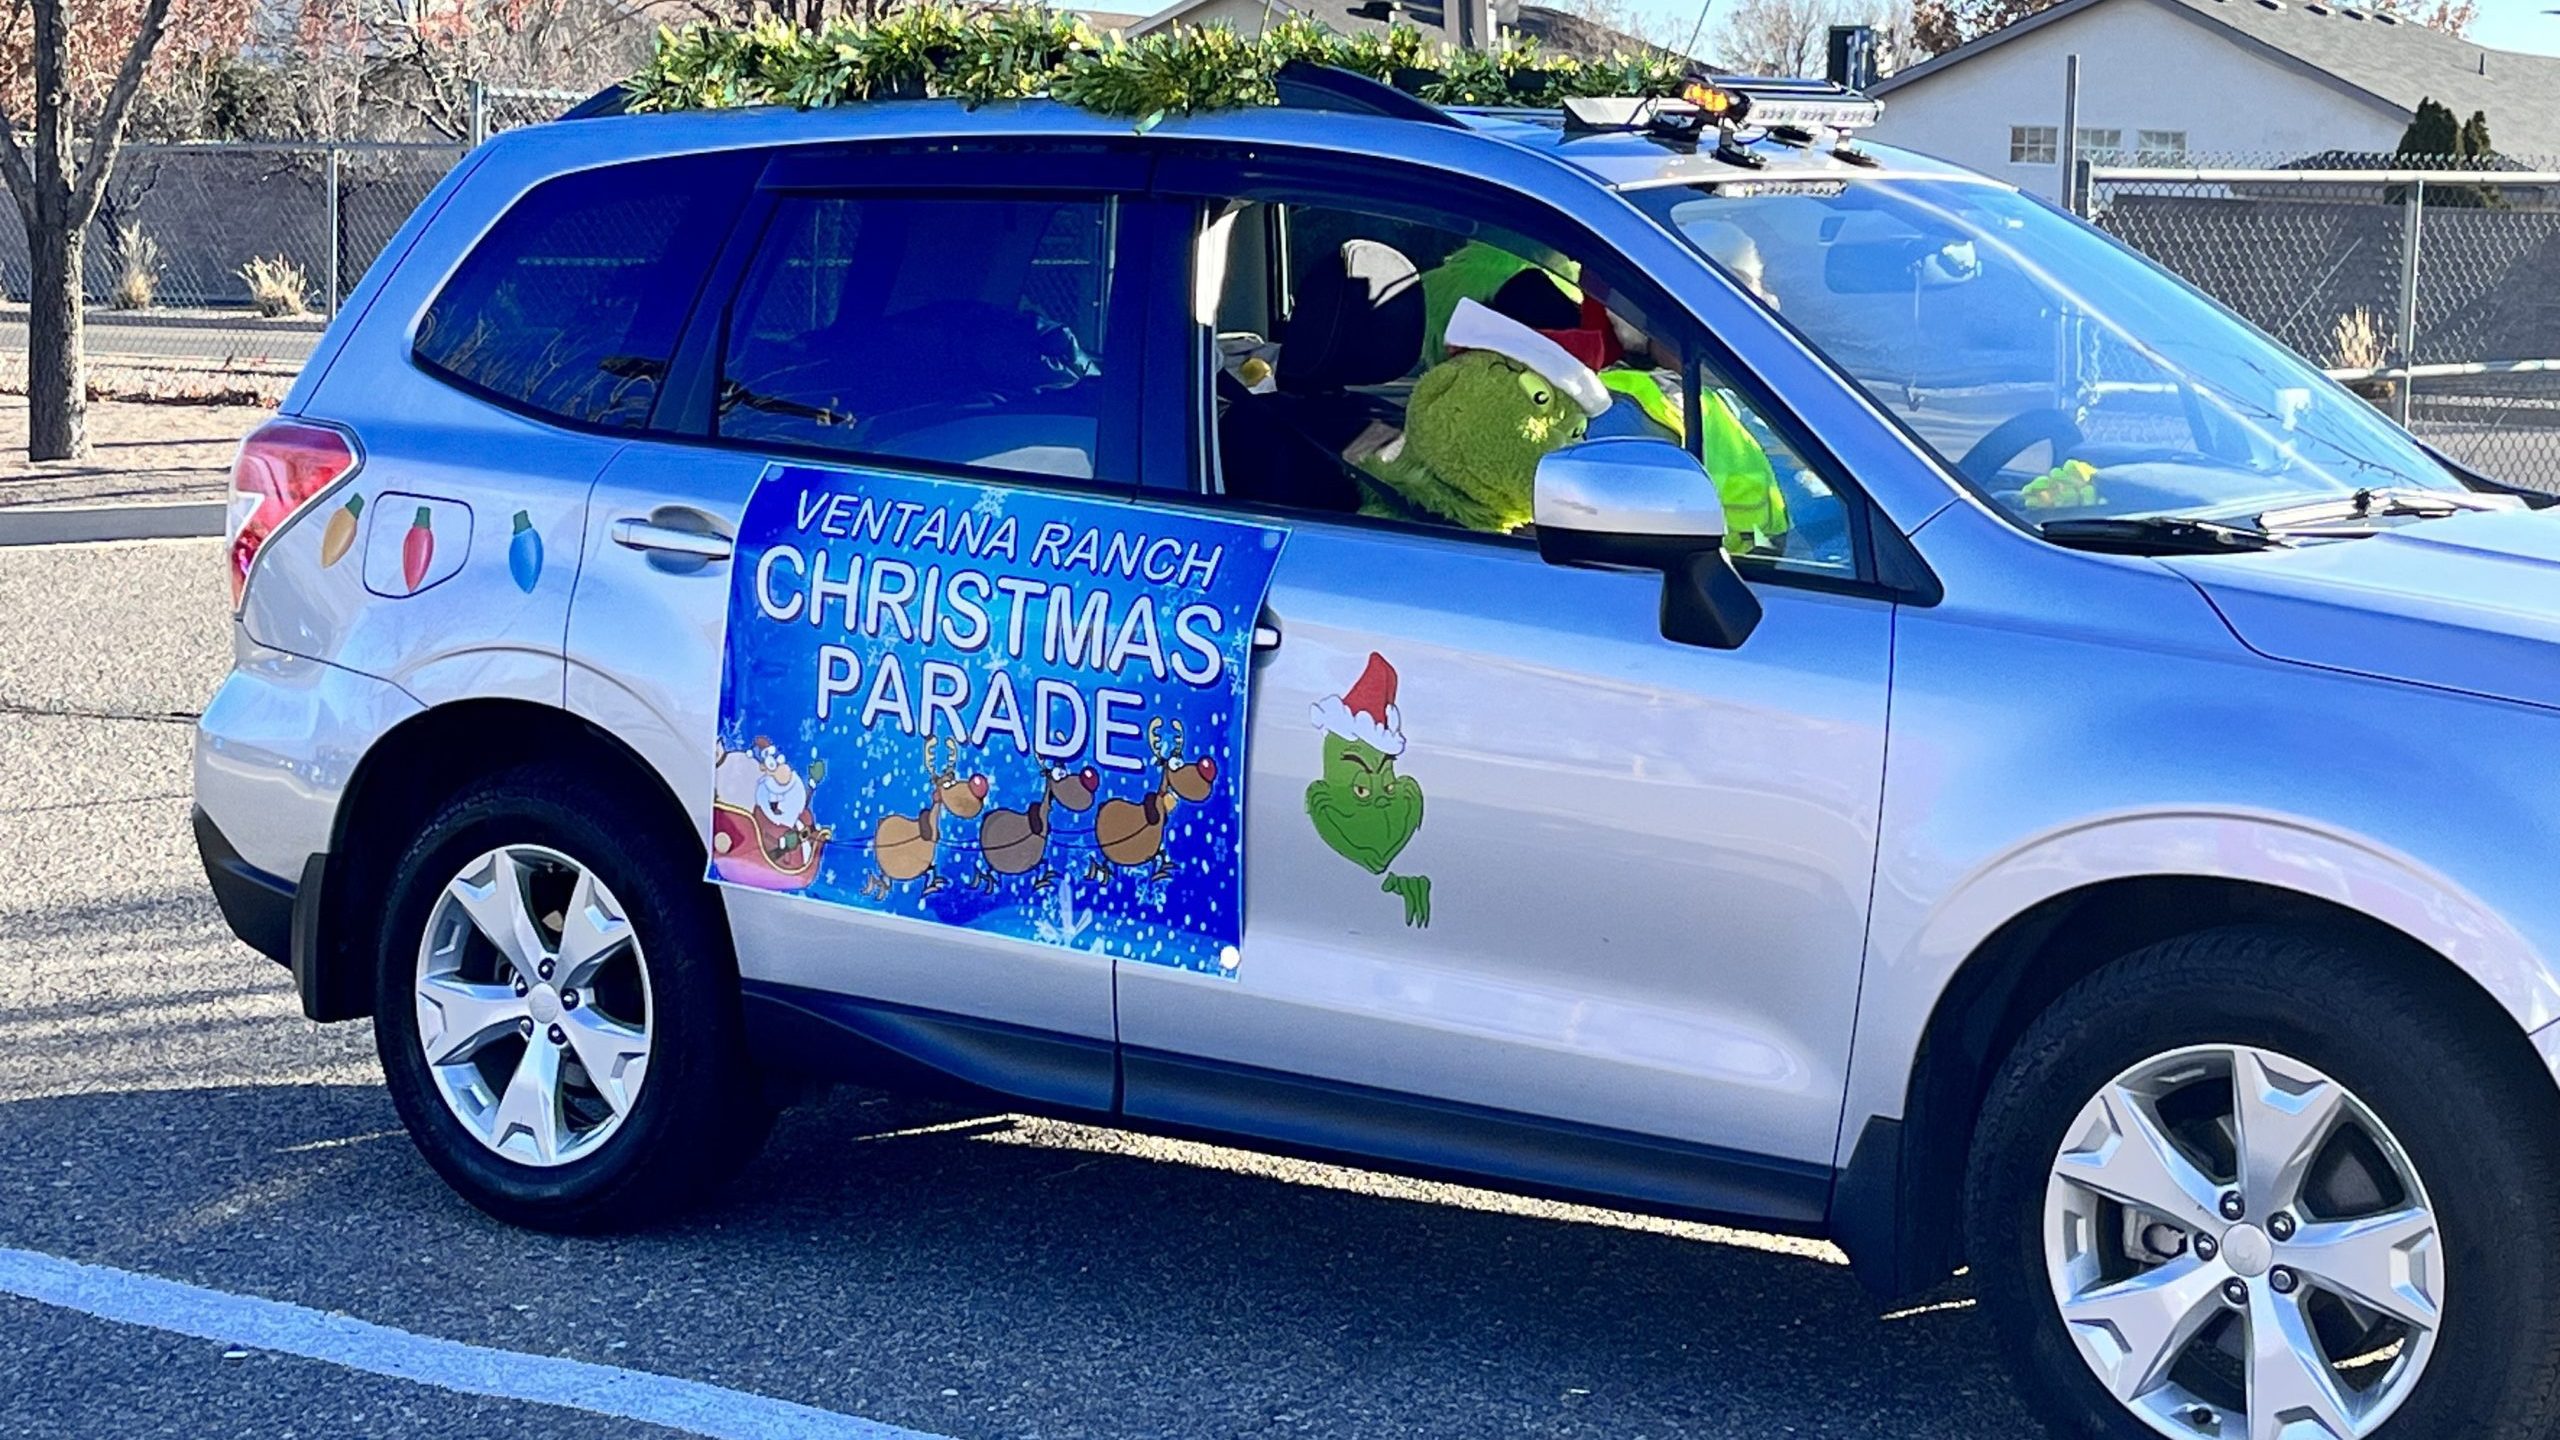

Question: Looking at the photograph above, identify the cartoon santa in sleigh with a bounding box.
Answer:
[710,737,831,891]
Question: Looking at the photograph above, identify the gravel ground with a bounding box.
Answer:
[0,395,273,510]
[0,538,2037,1440]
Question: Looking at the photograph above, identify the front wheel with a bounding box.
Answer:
[373,766,767,1230]
[1968,927,2560,1440]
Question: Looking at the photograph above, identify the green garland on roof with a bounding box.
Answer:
[623,7,1689,122]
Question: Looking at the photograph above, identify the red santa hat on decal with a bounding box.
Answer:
[1312,652,1405,756]
[1444,297,1612,419]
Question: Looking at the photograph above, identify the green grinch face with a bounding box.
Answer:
[1304,733,1426,877]
[1403,352,1590,525]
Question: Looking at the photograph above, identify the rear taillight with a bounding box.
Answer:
[227,418,359,607]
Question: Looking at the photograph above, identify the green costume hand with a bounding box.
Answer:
[2022,458,2101,509]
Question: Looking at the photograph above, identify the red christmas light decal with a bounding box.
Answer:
[403,506,435,593]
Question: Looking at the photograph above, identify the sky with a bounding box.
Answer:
[1622,0,2560,57]
[2469,0,2560,54]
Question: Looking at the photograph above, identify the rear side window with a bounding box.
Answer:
[718,194,1119,482]
[415,152,748,429]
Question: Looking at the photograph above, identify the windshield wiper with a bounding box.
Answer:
[2040,516,2281,555]
[2257,486,2517,531]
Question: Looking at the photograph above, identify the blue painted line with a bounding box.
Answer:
[0,1247,953,1440]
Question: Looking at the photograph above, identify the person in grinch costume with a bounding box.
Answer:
[1394,254,1791,550]
[1306,652,1431,928]
[1350,298,1612,533]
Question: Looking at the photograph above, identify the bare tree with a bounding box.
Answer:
[0,0,186,459]
[1535,0,1699,55]
[332,0,671,140]
[1717,0,1916,76]
[2366,0,2474,35]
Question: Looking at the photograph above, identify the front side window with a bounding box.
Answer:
[1636,177,2468,528]
[1198,197,1854,574]
[719,194,1117,482]
[2010,126,2059,165]
[416,152,749,429]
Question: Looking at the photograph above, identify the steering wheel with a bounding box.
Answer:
[1957,408,2087,488]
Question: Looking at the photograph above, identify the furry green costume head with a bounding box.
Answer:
[1358,298,1610,534]
[1395,352,1589,531]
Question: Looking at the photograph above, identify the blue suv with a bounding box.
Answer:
[198,70,2560,1440]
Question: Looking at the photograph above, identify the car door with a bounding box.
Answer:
[1113,158,1898,1220]
[566,140,1171,1109]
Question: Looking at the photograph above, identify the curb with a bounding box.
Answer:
[0,502,225,547]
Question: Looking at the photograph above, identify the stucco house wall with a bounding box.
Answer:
[1867,0,2405,199]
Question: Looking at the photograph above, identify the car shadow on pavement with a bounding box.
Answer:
[0,1079,2037,1439]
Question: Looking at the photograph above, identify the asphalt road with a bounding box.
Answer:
[0,308,320,371]
[0,537,2039,1440]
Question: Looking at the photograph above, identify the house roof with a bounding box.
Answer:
[1129,0,1678,62]
[1872,0,2560,157]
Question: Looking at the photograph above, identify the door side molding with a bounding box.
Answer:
[1122,1047,1833,1232]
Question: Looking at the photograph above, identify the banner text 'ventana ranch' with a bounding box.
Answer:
[748,487,1239,773]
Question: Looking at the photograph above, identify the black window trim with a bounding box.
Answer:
[407,149,763,441]
[651,141,1169,496]
[1139,142,1925,604]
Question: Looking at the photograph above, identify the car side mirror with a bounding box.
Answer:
[1533,437,1763,650]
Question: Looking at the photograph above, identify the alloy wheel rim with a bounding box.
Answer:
[2044,1044,2443,1440]
[413,844,653,1168]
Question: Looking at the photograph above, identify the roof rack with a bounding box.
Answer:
[1272,61,1467,128]
[560,84,634,122]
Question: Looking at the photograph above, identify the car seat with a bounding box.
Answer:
[1219,237,1425,512]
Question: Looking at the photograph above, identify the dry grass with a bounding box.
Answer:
[109,223,161,312]
[2330,307,2387,371]
[2329,307,2398,409]
[238,254,312,319]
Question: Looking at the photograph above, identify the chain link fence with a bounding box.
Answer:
[0,85,590,376]
[2086,154,2560,488]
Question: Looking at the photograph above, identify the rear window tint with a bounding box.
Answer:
[415,152,749,429]
[718,194,1118,481]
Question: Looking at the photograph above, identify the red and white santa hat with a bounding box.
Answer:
[1445,297,1612,419]
[1311,652,1405,757]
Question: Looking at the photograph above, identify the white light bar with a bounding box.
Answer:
[1738,92,1884,131]
[1562,81,1882,136]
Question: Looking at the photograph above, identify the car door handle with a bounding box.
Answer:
[612,517,733,562]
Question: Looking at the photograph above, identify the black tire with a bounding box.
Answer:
[372,763,768,1231]
[1967,926,2560,1440]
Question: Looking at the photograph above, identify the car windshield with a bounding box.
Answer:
[1634,176,2469,528]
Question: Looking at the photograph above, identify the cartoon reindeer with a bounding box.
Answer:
[863,736,991,898]
[968,766,1100,893]
[1089,719,1219,884]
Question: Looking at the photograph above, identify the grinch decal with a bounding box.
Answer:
[1306,653,1432,928]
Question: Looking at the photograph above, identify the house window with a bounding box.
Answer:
[2075,127,2125,163]
[2138,129,2190,162]
[2010,125,2058,164]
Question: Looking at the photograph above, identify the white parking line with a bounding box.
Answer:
[0,1247,953,1440]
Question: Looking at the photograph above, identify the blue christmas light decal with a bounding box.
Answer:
[508,510,544,594]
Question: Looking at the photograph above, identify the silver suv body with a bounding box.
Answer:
[194,78,2560,1440]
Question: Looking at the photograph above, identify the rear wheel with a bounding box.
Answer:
[1968,927,2560,1440]
[373,766,766,1229]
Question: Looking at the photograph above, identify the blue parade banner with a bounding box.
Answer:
[709,464,1288,977]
